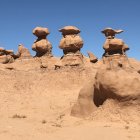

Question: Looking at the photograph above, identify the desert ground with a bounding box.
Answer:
[0,57,140,140]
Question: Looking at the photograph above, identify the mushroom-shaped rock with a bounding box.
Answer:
[102,27,129,55]
[59,26,83,54]
[87,52,98,63]
[102,27,130,69]
[32,26,52,57]
[17,44,32,59]
[58,26,83,66]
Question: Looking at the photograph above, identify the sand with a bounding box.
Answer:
[0,57,140,140]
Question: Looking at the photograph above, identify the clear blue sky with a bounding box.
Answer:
[0,0,140,60]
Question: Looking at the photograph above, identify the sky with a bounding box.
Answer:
[0,0,140,60]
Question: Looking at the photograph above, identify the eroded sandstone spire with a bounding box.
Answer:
[17,44,32,59]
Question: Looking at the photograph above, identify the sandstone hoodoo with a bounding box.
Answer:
[32,27,53,57]
[102,28,130,69]
[71,27,140,117]
[58,26,84,66]
[16,44,32,59]
[0,25,140,139]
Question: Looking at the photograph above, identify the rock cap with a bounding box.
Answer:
[101,27,123,35]
[33,27,50,37]
[59,26,80,35]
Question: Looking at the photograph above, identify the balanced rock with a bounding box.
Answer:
[32,27,52,57]
[59,26,84,66]
[102,28,129,55]
[102,28,130,69]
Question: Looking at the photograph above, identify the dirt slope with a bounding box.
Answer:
[0,57,140,140]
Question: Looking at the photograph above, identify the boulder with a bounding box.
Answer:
[33,27,50,37]
[102,27,129,55]
[59,26,80,35]
[59,35,83,52]
[71,81,97,117]
[94,66,140,107]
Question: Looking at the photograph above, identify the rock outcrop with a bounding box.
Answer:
[16,44,32,59]
[32,27,52,57]
[94,66,140,106]
[58,26,84,66]
[0,47,15,64]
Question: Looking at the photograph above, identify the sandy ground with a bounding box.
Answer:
[0,58,140,140]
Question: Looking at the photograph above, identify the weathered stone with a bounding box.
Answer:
[71,28,140,118]
[59,26,80,35]
[17,44,32,59]
[87,52,98,63]
[33,27,50,37]
[94,66,140,107]
[32,27,52,57]
[0,48,15,64]
[71,81,97,117]
[102,28,130,69]
[102,28,129,56]
[59,26,83,66]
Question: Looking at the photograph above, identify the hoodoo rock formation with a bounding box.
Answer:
[32,27,53,57]
[102,28,130,69]
[71,28,140,117]
[58,26,84,66]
